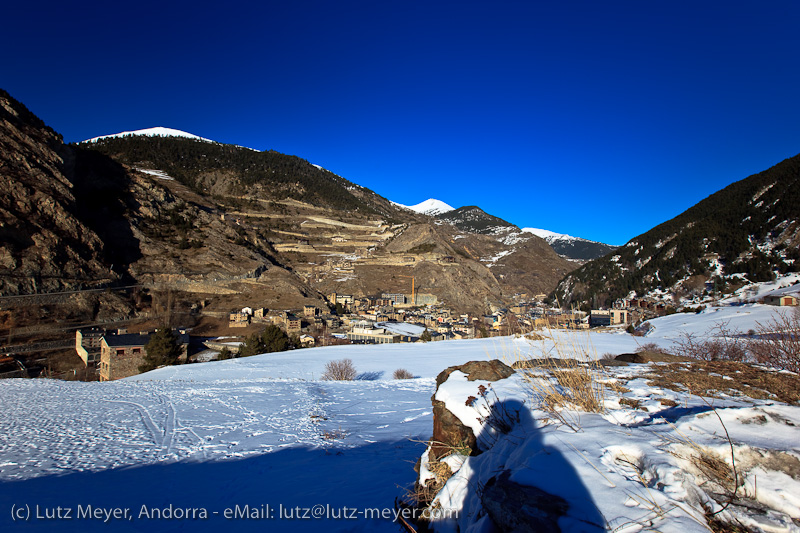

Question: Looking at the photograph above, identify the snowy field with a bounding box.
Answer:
[0,304,798,532]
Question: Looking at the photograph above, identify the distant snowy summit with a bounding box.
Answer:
[522,227,579,243]
[523,227,617,261]
[395,198,455,216]
[82,127,216,144]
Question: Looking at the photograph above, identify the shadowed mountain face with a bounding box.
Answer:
[83,134,410,220]
[538,234,617,261]
[554,153,800,307]
[0,89,120,294]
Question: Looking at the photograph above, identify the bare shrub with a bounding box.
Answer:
[393,368,414,379]
[321,358,357,380]
[748,308,800,373]
[466,384,520,436]
[635,342,662,354]
[673,323,748,362]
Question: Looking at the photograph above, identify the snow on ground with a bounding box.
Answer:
[0,376,434,532]
[0,305,797,532]
[644,303,787,343]
[481,249,513,266]
[721,273,800,304]
[131,337,531,382]
[134,168,174,181]
[428,360,800,533]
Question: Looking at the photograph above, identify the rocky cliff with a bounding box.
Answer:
[0,89,115,294]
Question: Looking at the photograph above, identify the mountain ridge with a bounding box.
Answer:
[554,152,800,308]
[0,92,577,321]
[522,228,618,261]
[81,124,616,260]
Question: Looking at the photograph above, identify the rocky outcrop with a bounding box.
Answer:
[0,89,116,294]
[430,359,514,461]
[434,359,516,388]
[614,351,690,363]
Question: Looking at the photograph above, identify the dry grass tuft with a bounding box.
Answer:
[408,443,461,508]
[604,380,631,394]
[645,360,800,404]
[513,327,608,431]
[320,427,348,440]
[619,397,643,409]
[427,460,454,487]
[517,358,606,431]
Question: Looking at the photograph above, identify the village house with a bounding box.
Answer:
[284,313,302,333]
[382,293,406,305]
[589,309,629,327]
[763,287,799,306]
[75,328,104,366]
[323,316,342,329]
[767,294,798,306]
[346,322,401,344]
[435,323,453,334]
[98,333,150,381]
[99,330,190,382]
[328,292,354,310]
[229,311,250,328]
[299,334,316,347]
[510,304,529,315]
[453,324,476,338]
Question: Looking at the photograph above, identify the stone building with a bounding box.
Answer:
[98,333,151,381]
[98,330,189,381]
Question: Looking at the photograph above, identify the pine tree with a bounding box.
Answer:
[239,325,291,357]
[139,328,183,372]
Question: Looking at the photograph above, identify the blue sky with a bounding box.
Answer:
[3,1,799,245]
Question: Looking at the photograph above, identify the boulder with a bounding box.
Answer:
[430,360,515,461]
[435,359,515,388]
[615,351,690,363]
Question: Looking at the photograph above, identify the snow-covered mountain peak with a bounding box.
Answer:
[395,198,455,216]
[522,227,618,261]
[82,127,215,144]
[522,227,578,243]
